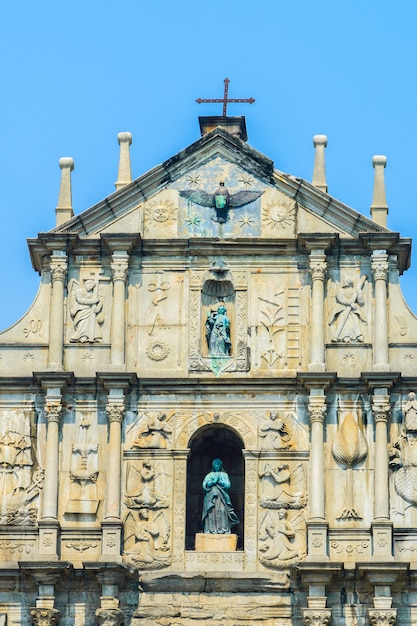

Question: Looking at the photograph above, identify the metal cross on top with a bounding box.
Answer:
[196,77,255,117]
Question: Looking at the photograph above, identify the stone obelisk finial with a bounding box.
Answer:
[115,132,132,190]
[370,155,388,228]
[55,157,74,227]
[312,135,328,193]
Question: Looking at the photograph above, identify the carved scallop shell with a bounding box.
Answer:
[332,413,368,468]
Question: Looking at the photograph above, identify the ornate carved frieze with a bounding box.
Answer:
[175,411,256,450]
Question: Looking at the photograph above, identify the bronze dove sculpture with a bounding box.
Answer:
[180,181,262,224]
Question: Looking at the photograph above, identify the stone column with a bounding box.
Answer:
[30,608,60,626]
[95,569,125,625]
[101,393,125,560]
[371,392,393,559]
[300,568,335,626]
[29,567,65,626]
[48,253,67,370]
[308,253,327,371]
[38,394,62,559]
[368,609,397,625]
[306,393,328,560]
[110,252,129,369]
[371,253,389,371]
[302,610,332,625]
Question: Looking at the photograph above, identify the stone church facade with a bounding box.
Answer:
[0,114,416,625]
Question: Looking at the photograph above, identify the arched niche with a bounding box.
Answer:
[185,424,244,550]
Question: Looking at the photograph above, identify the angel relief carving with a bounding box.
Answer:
[68,277,104,343]
[258,509,306,568]
[123,460,171,569]
[259,463,307,509]
[132,412,172,449]
[259,410,309,451]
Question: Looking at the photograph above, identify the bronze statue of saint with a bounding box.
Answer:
[206,304,232,357]
[201,458,239,534]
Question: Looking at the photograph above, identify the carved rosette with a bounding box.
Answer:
[111,260,129,282]
[106,404,125,424]
[45,403,62,424]
[309,258,327,282]
[50,259,68,283]
[30,608,60,626]
[368,609,397,626]
[302,609,331,626]
[371,256,389,282]
[95,608,124,626]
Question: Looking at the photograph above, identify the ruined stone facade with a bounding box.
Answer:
[0,118,416,625]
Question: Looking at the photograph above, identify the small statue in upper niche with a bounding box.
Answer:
[69,278,104,343]
[259,411,294,450]
[206,304,232,357]
[132,412,172,449]
[202,458,239,534]
[329,276,367,343]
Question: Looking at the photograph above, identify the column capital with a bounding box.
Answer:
[308,396,327,423]
[49,256,68,283]
[106,404,125,424]
[302,609,332,626]
[111,257,129,282]
[95,608,124,626]
[372,395,391,423]
[30,608,60,626]
[371,254,389,281]
[309,256,327,282]
[368,609,397,626]
[45,402,62,424]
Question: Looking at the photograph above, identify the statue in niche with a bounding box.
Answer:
[132,412,172,449]
[125,461,168,510]
[69,277,104,343]
[202,458,239,534]
[259,411,294,450]
[329,276,367,343]
[258,509,306,568]
[206,303,232,357]
[259,463,307,509]
[123,508,171,569]
[389,392,417,507]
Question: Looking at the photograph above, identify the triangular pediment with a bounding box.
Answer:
[52,127,388,241]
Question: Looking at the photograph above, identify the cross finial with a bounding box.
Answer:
[196,78,255,117]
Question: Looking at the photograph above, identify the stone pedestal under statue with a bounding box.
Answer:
[195,533,237,552]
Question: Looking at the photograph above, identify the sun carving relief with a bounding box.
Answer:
[262,193,296,235]
[145,199,177,225]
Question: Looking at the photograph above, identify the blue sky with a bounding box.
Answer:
[0,1,416,329]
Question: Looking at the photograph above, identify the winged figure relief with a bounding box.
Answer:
[180,181,262,223]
